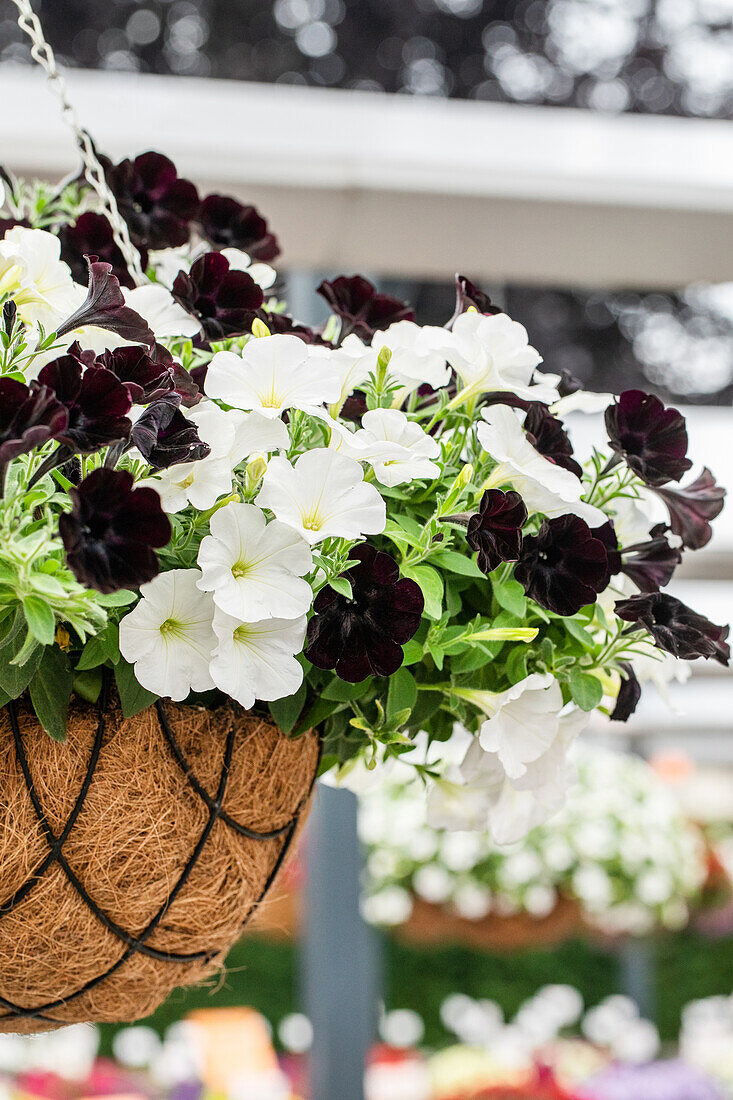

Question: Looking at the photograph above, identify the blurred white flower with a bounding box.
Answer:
[448,311,553,406]
[119,569,216,700]
[361,886,413,926]
[197,502,313,622]
[205,333,340,417]
[371,320,452,398]
[210,609,306,707]
[256,449,386,545]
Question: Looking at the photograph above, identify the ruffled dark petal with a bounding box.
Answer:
[523,403,583,477]
[620,523,681,592]
[305,543,423,683]
[198,194,280,261]
[605,390,692,487]
[611,663,642,722]
[106,151,199,250]
[615,592,730,666]
[0,378,68,466]
[655,467,726,550]
[55,258,155,345]
[515,515,611,616]
[317,275,414,340]
[39,354,132,454]
[262,311,332,346]
[172,252,264,341]
[466,489,528,575]
[452,274,501,319]
[59,212,147,290]
[97,344,175,404]
[130,395,210,469]
[59,467,170,594]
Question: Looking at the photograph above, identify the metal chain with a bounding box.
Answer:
[10,0,146,285]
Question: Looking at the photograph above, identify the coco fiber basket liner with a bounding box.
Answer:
[0,688,319,1034]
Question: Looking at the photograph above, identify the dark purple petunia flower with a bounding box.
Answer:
[38,351,132,454]
[305,543,424,683]
[130,394,210,470]
[514,514,611,616]
[605,390,692,487]
[317,275,414,341]
[105,151,199,250]
[59,212,148,290]
[523,401,583,477]
[655,467,726,550]
[59,468,171,594]
[556,370,582,398]
[172,251,264,341]
[55,258,155,345]
[616,592,730,665]
[610,662,642,722]
[261,311,332,346]
[198,194,280,261]
[594,520,681,593]
[96,344,176,405]
[466,489,528,575]
[0,378,68,472]
[451,274,501,321]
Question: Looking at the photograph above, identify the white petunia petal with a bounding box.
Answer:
[210,610,306,707]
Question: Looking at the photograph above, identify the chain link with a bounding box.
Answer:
[10,0,146,285]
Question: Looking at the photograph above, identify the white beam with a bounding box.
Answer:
[3,66,733,289]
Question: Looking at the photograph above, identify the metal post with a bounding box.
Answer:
[302,782,378,1100]
[618,938,656,1021]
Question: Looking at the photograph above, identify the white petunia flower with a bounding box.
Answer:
[143,402,287,513]
[197,502,313,622]
[256,448,386,545]
[205,333,341,418]
[551,390,614,417]
[448,311,556,407]
[0,226,78,329]
[147,245,192,288]
[210,609,306,708]
[478,405,603,523]
[344,408,441,486]
[319,333,378,411]
[371,320,452,399]
[118,569,216,701]
[220,248,277,290]
[124,283,201,338]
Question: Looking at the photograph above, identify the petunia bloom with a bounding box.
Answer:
[466,488,528,575]
[317,275,414,340]
[594,520,681,593]
[59,211,146,289]
[96,344,176,405]
[105,151,200,250]
[615,592,730,665]
[343,408,441,486]
[655,467,726,550]
[448,312,556,407]
[38,349,132,453]
[198,194,280,261]
[197,502,313,622]
[0,378,67,478]
[130,395,210,470]
[451,273,501,321]
[55,258,155,345]
[210,609,306,708]
[59,467,171,594]
[304,543,423,682]
[172,251,264,341]
[371,321,452,398]
[256,449,386,545]
[605,390,692,487]
[0,226,79,330]
[119,569,216,699]
[514,514,611,616]
[610,663,642,722]
[521,401,582,478]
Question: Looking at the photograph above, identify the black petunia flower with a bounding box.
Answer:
[172,251,264,341]
[514,514,611,616]
[605,390,692,487]
[59,468,171,594]
[105,151,199,250]
[261,311,332,346]
[96,344,175,405]
[593,520,681,593]
[615,592,730,666]
[522,402,583,477]
[317,275,414,341]
[305,543,424,683]
[655,467,726,550]
[0,378,68,475]
[452,274,501,320]
[56,258,155,345]
[198,194,280,261]
[130,395,210,470]
[611,663,642,722]
[59,212,148,290]
[466,489,528,575]
[38,350,132,454]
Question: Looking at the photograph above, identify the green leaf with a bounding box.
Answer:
[387,667,417,722]
[115,658,158,718]
[22,594,56,645]
[322,678,365,702]
[402,639,424,666]
[492,576,526,618]
[564,619,596,649]
[269,681,307,734]
[406,565,443,621]
[76,623,120,671]
[97,589,137,607]
[28,645,73,742]
[328,575,353,600]
[430,549,483,578]
[0,630,42,698]
[568,669,603,711]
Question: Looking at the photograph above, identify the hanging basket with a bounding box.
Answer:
[0,694,319,1033]
[396,895,585,953]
